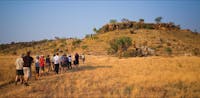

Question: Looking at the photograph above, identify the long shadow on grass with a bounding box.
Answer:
[70,65,112,72]
[0,66,112,88]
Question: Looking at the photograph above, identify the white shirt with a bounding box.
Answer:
[68,57,72,62]
[53,55,60,64]
[15,58,24,70]
[82,55,85,59]
[51,56,54,63]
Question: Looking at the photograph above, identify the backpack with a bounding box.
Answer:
[62,56,68,64]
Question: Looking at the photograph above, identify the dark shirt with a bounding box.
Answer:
[75,54,79,61]
[62,56,69,65]
[46,57,51,63]
[23,55,33,67]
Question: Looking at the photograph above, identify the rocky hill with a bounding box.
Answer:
[0,21,200,57]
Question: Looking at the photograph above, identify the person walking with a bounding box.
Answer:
[23,51,33,86]
[46,55,51,72]
[60,53,68,73]
[74,53,79,69]
[60,54,64,73]
[68,55,72,69]
[53,53,60,74]
[81,54,85,64]
[39,55,45,76]
[51,54,55,72]
[15,54,24,85]
[35,55,40,80]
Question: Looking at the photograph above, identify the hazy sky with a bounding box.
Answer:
[0,0,200,44]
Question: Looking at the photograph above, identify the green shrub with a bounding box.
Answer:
[81,45,88,50]
[110,19,117,24]
[165,47,172,55]
[108,36,132,55]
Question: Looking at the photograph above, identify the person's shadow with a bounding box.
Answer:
[70,65,112,72]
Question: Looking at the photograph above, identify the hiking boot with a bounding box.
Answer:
[24,83,29,86]
[15,81,17,85]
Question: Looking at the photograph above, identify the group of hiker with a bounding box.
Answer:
[15,51,85,86]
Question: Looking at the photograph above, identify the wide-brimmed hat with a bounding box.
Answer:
[36,55,39,59]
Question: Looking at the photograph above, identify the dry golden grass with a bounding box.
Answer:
[0,56,17,84]
[0,55,200,98]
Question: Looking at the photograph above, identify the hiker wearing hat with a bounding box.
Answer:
[15,54,24,85]
[53,53,60,74]
[35,55,40,80]
[60,53,68,73]
[39,55,45,76]
[23,51,33,86]
[46,55,51,72]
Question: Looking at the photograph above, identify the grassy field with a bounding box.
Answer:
[0,55,200,97]
[0,56,17,85]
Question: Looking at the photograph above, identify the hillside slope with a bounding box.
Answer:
[82,29,200,56]
[0,22,200,56]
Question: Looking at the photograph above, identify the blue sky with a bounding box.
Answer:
[0,0,200,44]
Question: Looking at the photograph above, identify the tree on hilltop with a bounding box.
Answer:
[110,19,117,24]
[54,36,60,40]
[155,16,163,23]
[139,18,144,23]
[93,27,97,33]
[121,18,130,23]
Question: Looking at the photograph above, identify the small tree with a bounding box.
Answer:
[121,18,130,23]
[155,16,163,23]
[110,19,117,24]
[54,36,60,40]
[93,28,97,33]
[11,41,15,44]
[169,22,174,25]
[165,47,172,55]
[177,24,181,29]
[139,19,144,23]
